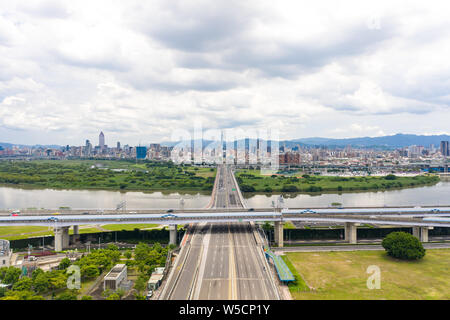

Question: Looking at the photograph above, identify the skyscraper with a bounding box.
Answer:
[99,132,105,149]
[136,146,147,159]
[441,141,449,157]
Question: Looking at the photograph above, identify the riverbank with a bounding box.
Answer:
[0,159,216,193]
[283,249,450,299]
[236,169,439,194]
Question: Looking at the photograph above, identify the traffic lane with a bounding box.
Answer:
[198,224,230,299]
[233,223,274,300]
[169,226,206,299]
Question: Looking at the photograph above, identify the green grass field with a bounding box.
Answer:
[101,224,160,231]
[0,224,164,240]
[284,250,450,300]
[0,160,216,192]
[236,169,439,193]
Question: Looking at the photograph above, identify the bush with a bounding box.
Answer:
[382,232,426,260]
[385,174,397,180]
[281,185,298,192]
[240,184,256,192]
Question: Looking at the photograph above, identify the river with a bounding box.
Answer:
[0,181,449,210]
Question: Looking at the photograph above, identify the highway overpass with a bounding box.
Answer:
[1,208,450,250]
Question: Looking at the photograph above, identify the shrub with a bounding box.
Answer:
[382,232,426,260]
[281,185,298,192]
[240,184,256,192]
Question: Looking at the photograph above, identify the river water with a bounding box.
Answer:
[0,181,449,210]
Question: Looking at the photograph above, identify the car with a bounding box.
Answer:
[431,209,440,213]
[301,209,317,214]
[82,212,89,215]
[166,209,174,213]
[11,213,19,217]
[146,290,153,300]
[52,212,61,215]
[47,217,59,222]
[10,210,20,216]
[248,208,255,212]
[161,213,176,218]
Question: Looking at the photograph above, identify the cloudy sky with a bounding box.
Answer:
[0,0,449,146]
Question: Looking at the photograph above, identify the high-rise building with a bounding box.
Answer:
[441,141,449,157]
[85,139,92,156]
[99,132,105,149]
[117,142,121,150]
[136,146,147,159]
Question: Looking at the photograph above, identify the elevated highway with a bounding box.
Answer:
[160,165,279,300]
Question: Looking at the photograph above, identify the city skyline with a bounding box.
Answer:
[1,1,450,146]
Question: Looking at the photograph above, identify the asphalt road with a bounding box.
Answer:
[162,165,279,300]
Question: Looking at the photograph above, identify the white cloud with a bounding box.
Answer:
[0,0,449,145]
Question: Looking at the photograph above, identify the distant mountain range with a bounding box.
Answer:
[0,142,62,150]
[2,134,449,150]
[285,134,450,149]
[163,134,450,150]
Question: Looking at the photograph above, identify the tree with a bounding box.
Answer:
[240,184,255,192]
[134,292,146,300]
[134,274,148,293]
[382,232,426,260]
[1,267,21,285]
[1,290,44,300]
[107,244,118,251]
[31,268,44,282]
[33,273,49,293]
[46,270,67,290]
[124,250,132,259]
[106,293,120,300]
[116,288,126,299]
[281,185,298,192]
[56,290,78,300]
[134,243,151,262]
[58,258,71,270]
[12,277,33,291]
[262,222,273,231]
[81,265,99,279]
[385,174,397,180]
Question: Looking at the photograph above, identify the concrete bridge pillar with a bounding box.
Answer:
[54,226,70,251]
[72,225,80,243]
[344,222,357,244]
[169,224,177,245]
[274,221,284,247]
[413,227,432,242]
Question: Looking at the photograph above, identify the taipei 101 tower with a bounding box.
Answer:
[99,131,105,149]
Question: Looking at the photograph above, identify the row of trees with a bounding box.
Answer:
[0,160,215,191]
[237,172,439,193]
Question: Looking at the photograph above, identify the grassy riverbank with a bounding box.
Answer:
[284,250,450,299]
[236,169,439,193]
[0,224,163,240]
[0,160,216,192]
